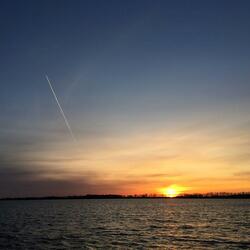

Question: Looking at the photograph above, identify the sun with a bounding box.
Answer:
[165,187,179,198]
[160,185,185,198]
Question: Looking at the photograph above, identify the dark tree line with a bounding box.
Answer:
[1,192,249,200]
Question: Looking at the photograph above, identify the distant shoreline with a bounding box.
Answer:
[1,193,249,201]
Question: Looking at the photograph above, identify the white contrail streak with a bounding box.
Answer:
[45,75,76,141]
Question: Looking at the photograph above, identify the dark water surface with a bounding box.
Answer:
[0,199,249,249]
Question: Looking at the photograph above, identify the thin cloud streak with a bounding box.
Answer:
[45,75,76,141]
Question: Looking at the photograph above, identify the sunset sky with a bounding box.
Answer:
[0,0,250,197]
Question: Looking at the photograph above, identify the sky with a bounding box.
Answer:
[0,0,250,197]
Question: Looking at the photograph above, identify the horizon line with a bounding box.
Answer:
[1,192,250,200]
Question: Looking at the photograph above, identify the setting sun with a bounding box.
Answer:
[160,185,187,198]
[165,187,179,197]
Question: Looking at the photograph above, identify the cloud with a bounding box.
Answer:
[233,171,250,177]
[0,165,122,198]
[1,118,250,197]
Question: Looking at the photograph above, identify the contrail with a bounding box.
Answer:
[45,75,76,141]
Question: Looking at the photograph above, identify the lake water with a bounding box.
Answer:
[0,199,249,249]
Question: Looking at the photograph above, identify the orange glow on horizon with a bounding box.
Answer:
[159,185,187,197]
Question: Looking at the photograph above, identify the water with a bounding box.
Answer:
[0,199,249,249]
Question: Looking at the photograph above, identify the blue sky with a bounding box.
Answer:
[0,0,250,197]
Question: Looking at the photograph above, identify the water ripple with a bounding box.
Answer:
[0,199,249,249]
